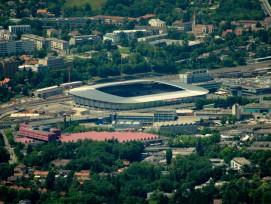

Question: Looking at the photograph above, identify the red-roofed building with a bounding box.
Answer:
[138,14,156,20]
[222,29,233,38]
[60,131,159,143]
[0,78,10,87]
[74,170,90,181]
[19,123,61,142]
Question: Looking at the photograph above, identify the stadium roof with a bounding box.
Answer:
[69,79,208,104]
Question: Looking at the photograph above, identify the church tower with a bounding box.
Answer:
[192,10,196,31]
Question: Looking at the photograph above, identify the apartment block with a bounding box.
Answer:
[0,29,17,40]
[0,40,34,56]
[38,56,66,69]
[0,58,19,77]
[21,34,49,50]
[48,38,69,51]
[69,35,101,46]
[8,25,31,35]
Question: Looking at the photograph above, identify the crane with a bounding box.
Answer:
[50,64,71,83]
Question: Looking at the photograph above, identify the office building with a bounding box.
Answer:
[8,25,31,35]
[179,70,212,84]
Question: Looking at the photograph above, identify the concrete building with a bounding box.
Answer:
[243,103,271,114]
[0,58,19,77]
[0,29,16,40]
[230,157,251,171]
[232,103,241,120]
[60,81,83,89]
[225,84,271,96]
[38,56,66,69]
[32,85,64,98]
[113,121,143,130]
[149,19,166,27]
[172,20,192,32]
[69,35,101,46]
[0,40,34,56]
[112,110,178,124]
[18,64,49,72]
[48,38,69,51]
[40,17,90,27]
[137,34,168,43]
[247,141,271,151]
[179,70,212,84]
[154,110,177,122]
[92,15,137,25]
[21,34,49,50]
[8,25,31,35]
[46,28,58,38]
[152,121,198,134]
[195,80,222,92]
[103,30,147,44]
[194,109,232,119]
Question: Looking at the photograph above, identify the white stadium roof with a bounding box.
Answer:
[69,79,208,104]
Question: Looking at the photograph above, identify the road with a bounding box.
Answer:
[1,130,17,164]
[260,0,271,16]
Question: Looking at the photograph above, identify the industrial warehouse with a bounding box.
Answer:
[68,79,209,110]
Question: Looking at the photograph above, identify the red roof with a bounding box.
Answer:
[15,137,34,143]
[0,78,10,86]
[139,14,156,19]
[60,131,159,143]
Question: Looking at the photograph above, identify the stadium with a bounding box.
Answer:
[68,79,209,110]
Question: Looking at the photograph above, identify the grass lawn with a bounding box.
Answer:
[118,46,130,54]
[64,0,106,10]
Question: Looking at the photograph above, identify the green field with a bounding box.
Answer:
[118,46,130,54]
[64,0,106,10]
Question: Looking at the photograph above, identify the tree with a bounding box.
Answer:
[0,147,9,163]
[166,149,172,165]
[45,171,56,190]
[0,163,13,180]
[220,117,227,125]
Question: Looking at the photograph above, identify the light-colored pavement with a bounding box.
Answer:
[1,130,17,164]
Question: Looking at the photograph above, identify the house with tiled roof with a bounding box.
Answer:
[74,170,91,181]
[34,171,49,178]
